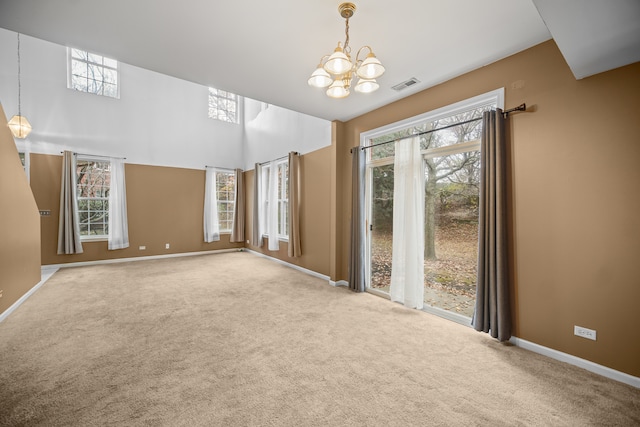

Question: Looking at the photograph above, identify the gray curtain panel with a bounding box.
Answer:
[251,163,263,247]
[230,168,245,243]
[472,109,511,341]
[348,148,366,292]
[57,150,83,255]
[288,152,302,257]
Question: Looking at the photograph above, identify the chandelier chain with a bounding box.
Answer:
[344,18,351,56]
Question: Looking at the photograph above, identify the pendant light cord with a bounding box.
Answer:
[17,33,22,118]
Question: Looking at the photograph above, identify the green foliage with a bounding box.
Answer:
[368,104,492,258]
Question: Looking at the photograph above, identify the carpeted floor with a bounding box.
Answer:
[0,252,638,426]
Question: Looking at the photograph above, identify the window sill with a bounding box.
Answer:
[81,236,108,243]
[261,234,289,243]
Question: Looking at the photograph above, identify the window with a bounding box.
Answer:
[364,89,503,322]
[18,151,29,180]
[215,171,236,232]
[208,87,239,123]
[261,160,289,239]
[68,48,119,98]
[76,158,111,239]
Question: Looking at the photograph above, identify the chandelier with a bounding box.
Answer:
[308,2,385,99]
[8,33,32,139]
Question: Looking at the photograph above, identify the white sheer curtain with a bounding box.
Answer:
[108,158,129,250]
[266,160,280,250]
[389,137,425,309]
[204,167,220,243]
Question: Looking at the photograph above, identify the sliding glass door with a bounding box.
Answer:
[363,94,499,321]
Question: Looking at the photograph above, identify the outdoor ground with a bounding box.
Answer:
[370,216,477,318]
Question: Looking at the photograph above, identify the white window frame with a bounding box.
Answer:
[214,169,236,233]
[261,160,289,241]
[67,47,120,98]
[360,88,504,325]
[76,156,111,241]
[208,87,241,124]
[17,150,29,182]
[360,88,504,150]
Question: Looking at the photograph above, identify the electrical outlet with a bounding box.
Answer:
[165,243,170,249]
[574,325,597,341]
[139,245,146,250]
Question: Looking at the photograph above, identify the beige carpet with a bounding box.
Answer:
[0,252,638,426]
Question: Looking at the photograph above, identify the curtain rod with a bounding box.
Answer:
[60,151,126,160]
[258,151,299,166]
[352,104,526,153]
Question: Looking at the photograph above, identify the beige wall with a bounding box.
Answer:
[31,154,243,265]
[0,104,41,314]
[334,40,640,376]
[245,147,332,277]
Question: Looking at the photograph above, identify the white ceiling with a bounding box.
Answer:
[532,0,640,80]
[0,1,637,122]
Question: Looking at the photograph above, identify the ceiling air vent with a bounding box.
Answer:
[391,78,420,91]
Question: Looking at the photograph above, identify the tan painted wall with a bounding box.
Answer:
[245,147,332,277]
[31,154,243,265]
[335,40,640,376]
[0,104,41,314]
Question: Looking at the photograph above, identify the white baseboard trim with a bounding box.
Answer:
[329,280,349,287]
[510,336,640,389]
[244,249,331,283]
[0,266,60,324]
[44,248,243,270]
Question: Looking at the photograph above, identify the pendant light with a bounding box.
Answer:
[308,3,385,99]
[8,33,32,139]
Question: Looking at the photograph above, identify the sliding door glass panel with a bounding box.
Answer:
[423,149,480,317]
[369,163,394,293]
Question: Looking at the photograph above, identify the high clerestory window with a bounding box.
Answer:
[208,88,240,124]
[67,48,119,98]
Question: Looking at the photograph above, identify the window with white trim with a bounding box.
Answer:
[18,151,29,180]
[67,48,119,98]
[208,87,240,124]
[215,170,236,233]
[76,157,111,239]
[364,89,503,321]
[261,160,289,239]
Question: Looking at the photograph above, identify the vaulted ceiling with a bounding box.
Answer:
[0,0,638,122]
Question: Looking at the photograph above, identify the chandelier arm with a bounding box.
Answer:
[319,54,331,65]
[355,45,373,63]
